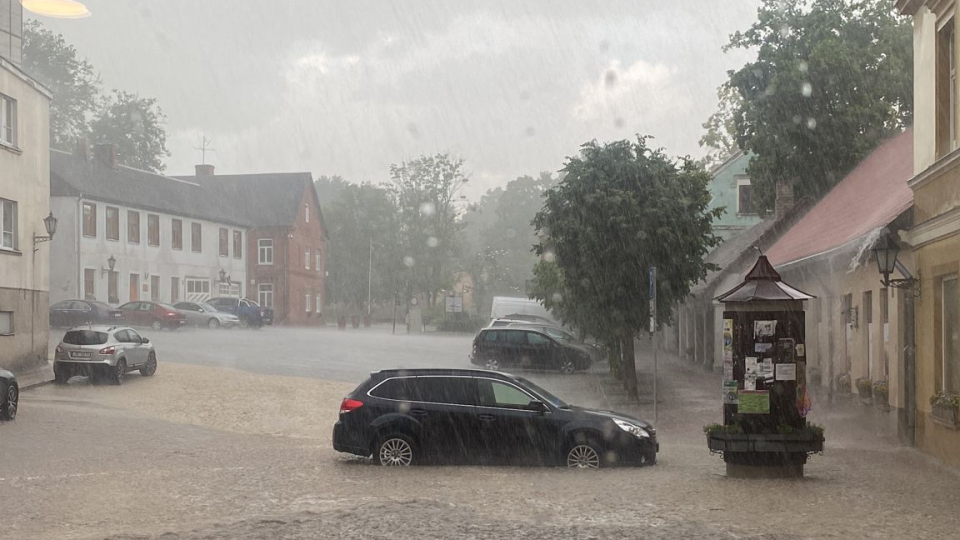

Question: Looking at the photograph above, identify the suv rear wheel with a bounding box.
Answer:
[375,434,417,466]
[111,359,126,385]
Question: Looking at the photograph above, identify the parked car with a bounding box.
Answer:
[49,299,123,328]
[470,327,592,374]
[485,318,531,328]
[173,301,241,329]
[506,323,605,363]
[206,297,274,327]
[0,369,18,421]
[53,326,158,385]
[118,301,187,330]
[332,368,658,467]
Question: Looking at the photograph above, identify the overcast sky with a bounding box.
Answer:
[39,0,760,200]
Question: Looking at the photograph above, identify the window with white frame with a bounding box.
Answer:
[0,198,17,250]
[185,278,211,300]
[305,247,310,270]
[316,250,322,272]
[305,293,311,312]
[258,283,274,308]
[943,276,959,394]
[1,94,16,147]
[315,294,321,313]
[258,238,273,265]
[737,177,756,215]
[0,311,12,335]
[305,204,309,223]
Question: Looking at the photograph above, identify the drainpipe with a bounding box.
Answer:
[903,288,916,446]
[77,195,83,299]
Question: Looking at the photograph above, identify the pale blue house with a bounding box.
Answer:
[707,151,761,241]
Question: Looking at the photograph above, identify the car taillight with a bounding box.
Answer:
[99,346,116,355]
[56,344,64,354]
[166,311,178,317]
[339,398,363,414]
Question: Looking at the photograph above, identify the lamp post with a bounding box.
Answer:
[33,211,58,248]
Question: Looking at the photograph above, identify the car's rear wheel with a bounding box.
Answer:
[483,357,500,371]
[140,353,157,377]
[376,434,417,466]
[54,364,70,385]
[111,359,126,385]
[566,441,603,469]
[1,383,18,421]
[207,318,220,329]
[559,357,576,375]
[151,320,163,331]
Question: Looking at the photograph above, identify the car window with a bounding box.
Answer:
[482,330,499,342]
[90,301,114,311]
[413,377,478,406]
[140,303,154,311]
[198,303,218,312]
[528,332,552,345]
[62,330,109,345]
[120,302,138,311]
[515,377,568,409]
[126,329,142,343]
[504,330,526,344]
[478,379,536,409]
[52,301,71,310]
[369,377,416,401]
[114,330,131,343]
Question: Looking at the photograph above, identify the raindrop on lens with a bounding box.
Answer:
[792,115,802,124]
[426,237,439,248]
[552,292,563,303]
[799,60,808,73]
[544,251,556,263]
[403,256,415,267]
[801,82,812,97]
[806,117,817,130]
[419,202,436,216]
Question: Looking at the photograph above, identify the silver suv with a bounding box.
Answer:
[54,326,158,385]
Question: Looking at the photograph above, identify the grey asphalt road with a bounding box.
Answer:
[49,324,474,383]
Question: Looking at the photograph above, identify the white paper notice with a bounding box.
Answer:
[744,374,757,391]
[745,357,758,375]
[776,363,797,381]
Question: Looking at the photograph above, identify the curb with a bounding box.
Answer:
[21,378,54,391]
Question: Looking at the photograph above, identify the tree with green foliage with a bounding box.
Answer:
[388,154,469,306]
[323,182,403,312]
[21,20,100,148]
[531,138,721,397]
[90,90,170,172]
[698,83,742,169]
[711,0,912,212]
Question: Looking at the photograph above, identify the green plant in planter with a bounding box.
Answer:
[873,380,889,398]
[836,373,851,393]
[930,392,960,409]
[806,423,825,438]
[856,378,873,398]
[703,423,744,435]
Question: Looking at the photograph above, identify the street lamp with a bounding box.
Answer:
[33,211,58,247]
[20,0,91,18]
[871,229,919,292]
[218,268,231,284]
[101,255,116,277]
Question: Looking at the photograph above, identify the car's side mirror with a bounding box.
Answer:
[529,400,547,415]
[141,337,150,344]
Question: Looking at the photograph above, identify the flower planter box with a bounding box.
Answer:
[706,432,824,454]
[931,404,960,430]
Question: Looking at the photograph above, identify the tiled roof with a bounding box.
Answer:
[50,150,248,227]
[185,173,316,228]
[690,217,778,296]
[766,129,914,268]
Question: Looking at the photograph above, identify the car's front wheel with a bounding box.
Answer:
[140,353,157,377]
[1,383,18,421]
[151,319,163,331]
[483,356,500,371]
[566,440,603,469]
[111,359,126,385]
[559,357,576,375]
[375,434,418,466]
[207,318,220,329]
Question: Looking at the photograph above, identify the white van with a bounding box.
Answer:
[489,296,557,324]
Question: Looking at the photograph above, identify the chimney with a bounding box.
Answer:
[93,143,119,169]
[195,164,215,177]
[774,181,795,220]
[73,137,92,161]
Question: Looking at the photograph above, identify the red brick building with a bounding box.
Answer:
[178,166,326,325]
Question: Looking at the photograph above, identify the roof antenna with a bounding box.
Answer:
[194,134,217,165]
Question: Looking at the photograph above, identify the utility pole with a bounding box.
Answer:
[650,266,658,424]
[367,237,373,316]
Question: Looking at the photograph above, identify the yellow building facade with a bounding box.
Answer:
[898,0,960,465]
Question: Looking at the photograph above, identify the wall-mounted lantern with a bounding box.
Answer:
[871,229,919,293]
[101,255,116,277]
[33,211,58,248]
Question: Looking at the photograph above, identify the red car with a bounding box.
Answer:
[118,301,187,330]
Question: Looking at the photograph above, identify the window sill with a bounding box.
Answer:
[0,246,22,256]
[0,141,22,155]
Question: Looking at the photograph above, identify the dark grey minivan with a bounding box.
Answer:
[470,327,593,374]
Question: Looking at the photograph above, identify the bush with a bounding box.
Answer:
[856,378,873,398]
[437,314,485,333]
[930,392,960,408]
[872,380,889,398]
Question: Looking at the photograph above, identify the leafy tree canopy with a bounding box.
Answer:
[531,138,721,395]
[90,90,170,173]
[712,0,912,212]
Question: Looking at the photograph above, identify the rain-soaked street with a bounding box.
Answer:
[0,327,957,539]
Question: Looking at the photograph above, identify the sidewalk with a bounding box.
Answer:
[13,361,54,390]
